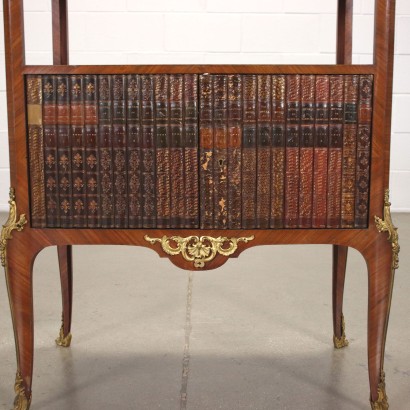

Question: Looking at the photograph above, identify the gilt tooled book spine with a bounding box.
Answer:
[327,75,344,228]
[98,75,115,228]
[141,75,156,228]
[112,75,128,228]
[42,76,59,227]
[127,75,142,228]
[242,75,257,229]
[183,74,199,229]
[70,76,86,228]
[155,75,170,228]
[341,75,359,228]
[213,75,228,229]
[27,75,46,228]
[56,76,72,228]
[84,75,100,228]
[199,75,214,229]
[355,75,373,228]
[284,75,301,228]
[312,75,330,228]
[298,75,315,228]
[169,74,184,228]
[256,75,272,229]
[270,75,286,229]
[227,74,242,229]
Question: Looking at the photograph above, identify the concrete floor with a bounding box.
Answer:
[0,213,409,410]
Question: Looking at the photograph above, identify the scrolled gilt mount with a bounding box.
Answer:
[1,188,27,268]
[144,234,255,268]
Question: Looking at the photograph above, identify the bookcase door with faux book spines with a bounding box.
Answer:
[26,73,373,230]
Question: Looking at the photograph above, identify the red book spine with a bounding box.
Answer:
[183,74,199,229]
[298,75,315,228]
[213,75,228,229]
[355,75,373,228]
[327,75,344,228]
[70,75,87,227]
[98,75,115,228]
[284,75,301,228]
[43,75,60,227]
[312,75,330,228]
[227,74,242,229]
[270,75,286,228]
[141,75,156,228]
[127,75,142,228]
[84,75,100,228]
[57,75,72,228]
[242,75,257,229]
[169,74,184,228]
[27,75,46,228]
[256,75,272,229]
[112,75,128,228]
[199,74,214,229]
[341,75,359,228]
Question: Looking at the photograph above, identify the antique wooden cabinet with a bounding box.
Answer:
[1,0,399,409]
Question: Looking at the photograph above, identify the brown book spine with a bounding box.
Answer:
[127,75,142,228]
[112,75,128,228]
[213,75,228,229]
[199,74,214,229]
[84,75,100,228]
[141,75,156,228]
[27,75,46,228]
[298,75,315,228]
[242,75,257,229]
[169,74,184,228]
[256,75,271,229]
[183,74,199,229]
[270,75,286,228]
[98,75,115,228]
[43,76,60,227]
[327,75,344,228]
[227,74,242,229]
[70,75,87,227]
[284,75,301,228]
[355,75,373,228]
[56,76,72,228]
[341,75,359,228]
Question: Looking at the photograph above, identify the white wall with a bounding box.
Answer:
[0,0,409,211]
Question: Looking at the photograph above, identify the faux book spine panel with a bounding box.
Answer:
[27,74,373,230]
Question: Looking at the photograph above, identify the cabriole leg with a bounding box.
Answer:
[56,245,73,347]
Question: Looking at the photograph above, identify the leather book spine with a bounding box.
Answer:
[227,74,242,229]
[27,75,46,228]
[213,75,228,229]
[43,76,60,227]
[56,76,73,228]
[341,75,359,228]
[298,75,315,228]
[112,75,128,228]
[256,75,272,229]
[127,75,142,228]
[355,75,373,228]
[70,75,87,228]
[141,75,156,228]
[242,75,257,229]
[284,75,301,228]
[84,75,100,228]
[270,75,286,228]
[98,75,115,228]
[312,75,330,228]
[199,74,214,229]
[327,75,344,228]
[183,74,199,229]
[169,74,184,228]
